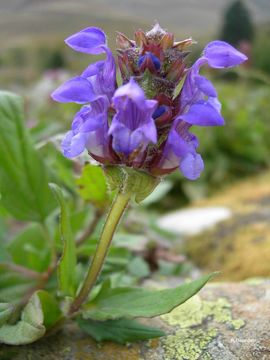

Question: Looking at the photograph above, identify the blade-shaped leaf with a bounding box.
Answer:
[0,293,46,345]
[83,273,217,321]
[50,183,76,297]
[77,318,165,344]
[0,91,55,222]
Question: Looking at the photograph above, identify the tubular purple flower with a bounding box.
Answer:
[81,46,116,100]
[179,58,224,127]
[156,120,204,180]
[179,40,247,128]
[61,97,109,158]
[52,27,116,104]
[109,78,158,157]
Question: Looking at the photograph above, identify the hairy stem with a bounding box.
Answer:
[69,191,130,314]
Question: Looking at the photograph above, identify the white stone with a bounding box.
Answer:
[158,207,232,236]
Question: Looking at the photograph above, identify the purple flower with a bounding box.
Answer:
[62,97,110,160]
[51,24,247,180]
[178,40,247,127]
[155,121,204,180]
[51,27,116,103]
[109,78,157,158]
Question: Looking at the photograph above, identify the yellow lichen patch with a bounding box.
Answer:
[161,296,244,330]
[163,328,217,360]
[231,319,245,330]
[161,295,244,360]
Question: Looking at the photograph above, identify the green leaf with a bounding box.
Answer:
[50,183,76,297]
[36,290,62,330]
[77,318,165,344]
[7,223,50,272]
[0,268,36,303]
[76,164,109,209]
[0,91,55,222]
[83,273,217,321]
[0,293,46,345]
[127,256,150,278]
[54,208,93,250]
[0,303,14,326]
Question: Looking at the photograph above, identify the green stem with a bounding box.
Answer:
[69,190,131,314]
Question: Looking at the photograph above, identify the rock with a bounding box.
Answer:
[157,207,232,236]
[184,171,270,280]
[1,281,269,360]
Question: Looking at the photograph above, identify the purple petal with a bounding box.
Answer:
[51,77,97,104]
[81,47,116,100]
[85,125,110,159]
[203,40,248,68]
[208,96,222,113]
[180,101,225,126]
[110,124,140,156]
[72,97,109,133]
[112,78,146,110]
[81,61,104,78]
[140,120,157,143]
[62,131,87,158]
[180,153,204,180]
[167,128,190,158]
[65,27,106,54]
[194,75,217,97]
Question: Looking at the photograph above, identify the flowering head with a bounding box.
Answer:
[52,24,247,182]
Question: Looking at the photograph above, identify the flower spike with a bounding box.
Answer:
[52,23,247,179]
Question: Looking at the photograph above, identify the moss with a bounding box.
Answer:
[161,295,244,359]
[185,220,270,281]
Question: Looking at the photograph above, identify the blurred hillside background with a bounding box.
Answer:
[0,0,270,206]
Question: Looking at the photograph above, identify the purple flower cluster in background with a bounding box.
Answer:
[52,24,247,180]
